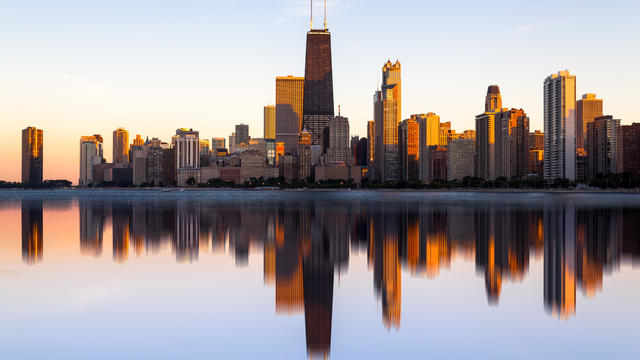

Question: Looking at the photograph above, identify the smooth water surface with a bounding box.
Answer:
[1,190,639,359]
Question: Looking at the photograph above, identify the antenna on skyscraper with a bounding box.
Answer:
[310,0,313,30]
[324,0,327,30]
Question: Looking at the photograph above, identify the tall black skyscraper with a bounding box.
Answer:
[303,2,334,152]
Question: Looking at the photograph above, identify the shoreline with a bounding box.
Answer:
[2,187,640,194]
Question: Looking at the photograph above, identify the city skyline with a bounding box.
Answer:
[1,1,638,182]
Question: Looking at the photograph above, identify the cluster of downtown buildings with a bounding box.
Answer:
[18,18,640,187]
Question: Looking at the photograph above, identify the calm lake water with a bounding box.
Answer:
[1,190,639,359]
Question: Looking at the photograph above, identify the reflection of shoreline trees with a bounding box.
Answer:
[42,196,640,355]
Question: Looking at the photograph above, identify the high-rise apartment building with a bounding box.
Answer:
[414,113,441,183]
[276,76,305,154]
[374,60,402,182]
[79,135,104,186]
[264,105,276,140]
[530,130,544,150]
[422,146,448,183]
[174,128,200,186]
[398,118,420,182]
[235,124,249,145]
[576,94,603,150]
[113,128,129,165]
[22,127,43,185]
[544,71,577,181]
[475,86,503,181]
[302,25,334,151]
[326,116,350,164]
[586,115,619,178]
[617,123,640,177]
[495,108,530,179]
[447,138,475,181]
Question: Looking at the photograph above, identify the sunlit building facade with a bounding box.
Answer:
[22,126,43,185]
[495,108,530,179]
[544,71,577,181]
[276,76,305,154]
[79,135,104,186]
[586,115,619,178]
[576,93,603,150]
[398,118,420,182]
[174,128,200,186]
[113,127,129,165]
[264,105,276,140]
[374,60,401,182]
[475,86,502,181]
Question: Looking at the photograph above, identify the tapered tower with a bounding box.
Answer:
[302,0,334,151]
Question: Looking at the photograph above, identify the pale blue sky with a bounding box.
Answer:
[0,0,638,181]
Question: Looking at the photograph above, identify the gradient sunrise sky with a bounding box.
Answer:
[0,0,638,182]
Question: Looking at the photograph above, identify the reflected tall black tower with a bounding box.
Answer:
[22,199,43,264]
[303,1,334,151]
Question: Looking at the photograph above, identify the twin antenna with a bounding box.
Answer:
[310,0,328,30]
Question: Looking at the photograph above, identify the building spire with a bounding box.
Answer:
[324,0,327,29]
[310,0,313,30]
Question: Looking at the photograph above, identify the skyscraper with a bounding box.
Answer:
[326,116,350,164]
[79,135,104,186]
[375,61,402,182]
[617,123,640,177]
[398,118,420,182]
[113,128,129,165]
[264,105,276,140]
[174,128,200,186]
[576,93,603,150]
[475,86,501,180]
[235,124,249,145]
[21,127,43,185]
[276,76,305,154]
[586,115,620,178]
[544,71,577,181]
[447,138,476,181]
[302,18,334,151]
[495,108,530,179]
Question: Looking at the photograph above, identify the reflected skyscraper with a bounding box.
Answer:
[112,204,131,263]
[174,200,200,263]
[79,198,105,256]
[21,199,43,264]
[544,201,577,318]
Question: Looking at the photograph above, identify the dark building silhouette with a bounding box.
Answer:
[21,199,43,264]
[303,27,334,151]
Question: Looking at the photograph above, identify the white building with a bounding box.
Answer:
[174,128,201,186]
[544,71,577,181]
[79,135,103,186]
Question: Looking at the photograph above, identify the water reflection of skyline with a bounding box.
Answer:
[16,193,640,357]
